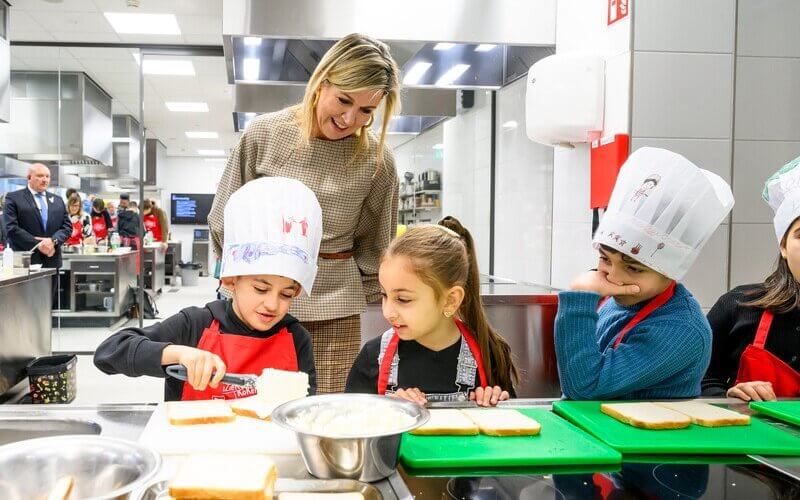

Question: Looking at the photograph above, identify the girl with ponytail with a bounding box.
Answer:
[345,216,518,406]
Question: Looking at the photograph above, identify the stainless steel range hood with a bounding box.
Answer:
[0,71,113,165]
[110,114,143,182]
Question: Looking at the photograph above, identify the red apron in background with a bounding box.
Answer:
[611,281,676,349]
[66,218,83,246]
[143,213,162,242]
[180,319,299,400]
[91,214,108,240]
[735,310,800,397]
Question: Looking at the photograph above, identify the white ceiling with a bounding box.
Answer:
[8,0,237,157]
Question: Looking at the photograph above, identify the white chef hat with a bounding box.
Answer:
[593,147,734,280]
[762,155,800,243]
[221,177,322,296]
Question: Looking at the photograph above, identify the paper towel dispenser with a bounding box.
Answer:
[525,54,605,147]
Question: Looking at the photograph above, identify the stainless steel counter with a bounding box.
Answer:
[143,245,166,295]
[0,269,54,398]
[360,277,561,398]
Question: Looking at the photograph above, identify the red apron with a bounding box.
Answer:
[611,281,676,349]
[143,214,162,242]
[66,218,83,246]
[377,318,488,395]
[91,214,108,240]
[734,310,800,397]
[180,319,299,401]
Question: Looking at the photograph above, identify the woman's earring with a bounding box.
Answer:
[443,310,453,318]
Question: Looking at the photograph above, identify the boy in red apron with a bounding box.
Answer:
[704,156,800,401]
[555,148,734,400]
[90,198,112,241]
[94,177,322,401]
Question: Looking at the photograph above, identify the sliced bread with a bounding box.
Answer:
[600,402,691,430]
[166,400,236,426]
[409,409,480,436]
[278,494,365,500]
[461,409,542,436]
[656,401,751,427]
[169,454,277,500]
[230,397,279,421]
[256,369,309,404]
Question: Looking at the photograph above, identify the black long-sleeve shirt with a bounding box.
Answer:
[94,299,316,401]
[702,284,800,395]
[345,335,516,398]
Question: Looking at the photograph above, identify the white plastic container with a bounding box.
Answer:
[2,246,13,277]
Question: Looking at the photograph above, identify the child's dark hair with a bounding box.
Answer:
[92,198,105,211]
[384,216,519,390]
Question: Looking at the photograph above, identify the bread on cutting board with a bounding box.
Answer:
[230,397,279,421]
[657,401,751,427]
[169,454,277,500]
[166,400,235,425]
[600,402,691,430]
[461,409,542,436]
[409,409,480,436]
[278,494,365,500]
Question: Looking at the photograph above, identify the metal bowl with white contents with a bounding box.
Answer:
[272,394,429,482]
[0,435,161,499]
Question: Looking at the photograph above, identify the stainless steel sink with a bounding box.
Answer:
[0,417,101,445]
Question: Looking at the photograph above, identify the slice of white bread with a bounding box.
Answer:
[278,494,365,500]
[46,476,74,500]
[256,369,309,404]
[409,409,480,436]
[166,400,235,426]
[461,409,542,436]
[169,454,277,500]
[656,401,751,427]
[230,397,279,421]
[600,402,691,430]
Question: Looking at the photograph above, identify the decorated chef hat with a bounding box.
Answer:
[763,155,800,243]
[221,177,322,296]
[593,147,734,280]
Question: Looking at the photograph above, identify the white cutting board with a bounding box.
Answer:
[138,402,300,455]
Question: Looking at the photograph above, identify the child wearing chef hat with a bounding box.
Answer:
[703,155,800,402]
[554,147,734,400]
[94,177,321,401]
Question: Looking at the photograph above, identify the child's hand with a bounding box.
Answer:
[163,345,227,391]
[727,381,776,402]
[570,270,640,297]
[390,387,428,406]
[470,386,510,407]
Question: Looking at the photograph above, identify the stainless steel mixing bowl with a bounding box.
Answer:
[0,435,161,499]
[272,393,429,482]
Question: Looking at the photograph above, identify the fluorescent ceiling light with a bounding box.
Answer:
[502,120,518,130]
[434,43,456,51]
[435,64,470,86]
[198,149,226,156]
[243,37,262,46]
[475,44,497,52]
[433,143,444,150]
[143,60,195,76]
[403,62,432,85]
[165,102,209,112]
[111,137,132,143]
[204,158,227,163]
[185,131,219,139]
[242,58,260,81]
[104,13,180,35]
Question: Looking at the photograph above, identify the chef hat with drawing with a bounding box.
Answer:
[221,177,322,296]
[593,147,734,280]
[763,154,800,243]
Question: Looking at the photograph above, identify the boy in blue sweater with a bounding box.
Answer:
[555,147,734,400]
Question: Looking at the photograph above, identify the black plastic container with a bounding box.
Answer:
[26,355,77,404]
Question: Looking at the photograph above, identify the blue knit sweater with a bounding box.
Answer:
[555,284,711,400]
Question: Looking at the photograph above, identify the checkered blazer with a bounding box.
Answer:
[208,108,399,322]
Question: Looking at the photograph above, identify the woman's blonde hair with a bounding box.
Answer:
[384,217,519,391]
[293,33,401,169]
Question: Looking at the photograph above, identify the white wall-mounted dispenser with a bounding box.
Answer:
[525,54,605,147]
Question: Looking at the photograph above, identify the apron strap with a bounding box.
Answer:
[753,310,773,350]
[455,319,488,388]
[377,332,400,396]
[613,280,677,349]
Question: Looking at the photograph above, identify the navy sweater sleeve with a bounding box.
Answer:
[288,322,318,395]
[703,291,737,395]
[345,338,380,394]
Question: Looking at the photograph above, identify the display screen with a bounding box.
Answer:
[170,193,215,225]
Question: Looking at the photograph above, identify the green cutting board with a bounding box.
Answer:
[750,401,800,427]
[553,401,800,456]
[399,408,621,469]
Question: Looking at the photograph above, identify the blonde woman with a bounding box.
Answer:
[65,193,92,246]
[209,33,401,393]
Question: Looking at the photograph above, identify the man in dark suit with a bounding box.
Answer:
[4,164,72,307]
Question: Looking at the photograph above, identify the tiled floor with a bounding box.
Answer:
[51,276,220,405]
